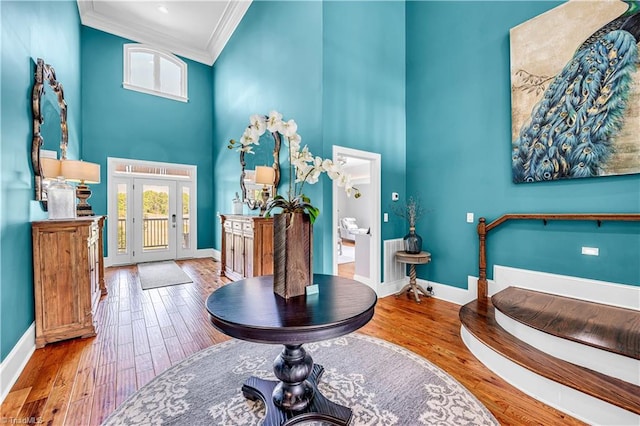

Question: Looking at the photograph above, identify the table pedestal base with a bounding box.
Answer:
[395,264,431,303]
[242,364,352,426]
[395,282,431,303]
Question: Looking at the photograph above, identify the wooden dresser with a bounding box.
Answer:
[220,214,273,281]
[32,216,106,348]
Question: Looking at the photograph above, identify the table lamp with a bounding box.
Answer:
[254,166,275,216]
[41,158,77,219]
[40,157,62,179]
[61,159,101,216]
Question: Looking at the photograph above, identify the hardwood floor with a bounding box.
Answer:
[1,258,584,425]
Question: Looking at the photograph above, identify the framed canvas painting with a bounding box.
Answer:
[510,0,640,183]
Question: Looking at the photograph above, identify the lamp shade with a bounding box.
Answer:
[40,158,61,179]
[61,160,101,184]
[254,166,275,185]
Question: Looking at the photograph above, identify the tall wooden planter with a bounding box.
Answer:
[273,212,313,299]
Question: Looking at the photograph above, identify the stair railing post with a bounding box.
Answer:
[477,217,488,301]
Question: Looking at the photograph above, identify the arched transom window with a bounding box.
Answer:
[123,44,188,102]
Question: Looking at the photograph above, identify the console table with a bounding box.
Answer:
[395,251,431,303]
[206,274,377,426]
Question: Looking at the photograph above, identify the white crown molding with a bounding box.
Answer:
[206,1,252,65]
[77,1,251,66]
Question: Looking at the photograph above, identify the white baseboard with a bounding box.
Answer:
[377,279,405,298]
[418,276,481,306]
[195,248,216,259]
[378,275,487,307]
[210,249,220,262]
[0,323,35,404]
[352,274,377,293]
[461,325,640,426]
[380,265,636,310]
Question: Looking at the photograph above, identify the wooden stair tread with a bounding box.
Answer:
[492,287,640,360]
[460,300,640,415]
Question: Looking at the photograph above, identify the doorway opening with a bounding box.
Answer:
[107,158,197,266]
[332,146,381,290]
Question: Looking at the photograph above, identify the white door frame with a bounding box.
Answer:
[332,146,381,291]
[106,157,197,266]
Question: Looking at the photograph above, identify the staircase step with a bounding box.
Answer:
[459,299,640,415]
[492,286,640,359]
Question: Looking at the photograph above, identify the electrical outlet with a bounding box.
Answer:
[466,212,474,223]
[383,213,389,222]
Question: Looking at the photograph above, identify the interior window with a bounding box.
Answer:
[123,44,188,102]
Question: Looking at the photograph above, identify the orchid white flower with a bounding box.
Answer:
[322,159,341,180]
[280,119,298,137]
[230,110,360,223]
[288,135,301,154]
[249,114,267,135]
[304,148,315,163]
[240,126,260,148]
[335,173,349,188]
[266,111,283,133]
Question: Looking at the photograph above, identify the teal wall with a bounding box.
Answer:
[212,1,324,265]
[0,0,81,361]
[3,0,639,367]
[406,1,640,288]
[81,27,215,250]
[321,1,407,273]
[212,1,407,274]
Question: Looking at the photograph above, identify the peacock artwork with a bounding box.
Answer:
[511,0,640,183]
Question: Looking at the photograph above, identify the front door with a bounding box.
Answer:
[133,178,177,263]
[107,158,197,266]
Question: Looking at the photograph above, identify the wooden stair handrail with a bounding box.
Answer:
[477,213,640,300]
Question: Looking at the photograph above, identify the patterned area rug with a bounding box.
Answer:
[102,333,498,425]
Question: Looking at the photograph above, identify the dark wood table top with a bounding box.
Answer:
[206,274,377,345]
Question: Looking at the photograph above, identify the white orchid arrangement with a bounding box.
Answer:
[230,111,360,223]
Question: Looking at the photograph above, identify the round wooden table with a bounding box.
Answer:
[394,251,432,303]
[206,274,377,426]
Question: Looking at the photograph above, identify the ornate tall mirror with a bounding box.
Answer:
[32,58,68,210]
[240,131,281,210]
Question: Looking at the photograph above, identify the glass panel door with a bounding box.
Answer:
[181,185,190,250]
[117,183,129,255]
[133,178,177,263]
[108,177,134,266]
[176,181,196,259]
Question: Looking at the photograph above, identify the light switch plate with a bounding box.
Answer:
[466,212,474,223]
[582,247,599,256]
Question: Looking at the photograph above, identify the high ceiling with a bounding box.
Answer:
[77,0,252,66]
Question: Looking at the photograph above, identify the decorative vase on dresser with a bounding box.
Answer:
[219,214,274,281]
[31,216,106,348]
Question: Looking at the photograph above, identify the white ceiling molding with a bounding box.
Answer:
[77,1,252,66]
